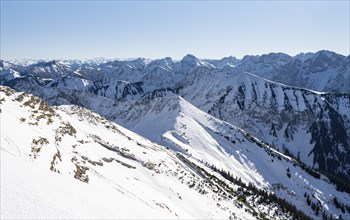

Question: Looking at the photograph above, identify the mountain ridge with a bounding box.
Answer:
[2,50,348,92]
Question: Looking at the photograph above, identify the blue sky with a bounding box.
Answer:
[1,1,349,60]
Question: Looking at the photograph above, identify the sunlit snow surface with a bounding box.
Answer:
[1,87,349,219]
[1,87,256,219]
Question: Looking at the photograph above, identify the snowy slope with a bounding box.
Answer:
[177,68,350,182]
[2,86,263,219]
[2,86,348,219]
[93,94,350,219]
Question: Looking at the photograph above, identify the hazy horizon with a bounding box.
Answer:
[2,49,349,62]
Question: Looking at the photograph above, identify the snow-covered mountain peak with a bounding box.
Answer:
[294,52,315,62]
[7,58,41,66]
[206,56,239,68]
[104,57,151,70]
[178,54,201,72]
[314,50,344,59]
[47,75,93,91]
[179,54,214,69]
[158,57,174,70]
[181,54,198,63]
[36,60,58,67]
[0,60,13,69]
[301,50,344,72]
[24,60,73,79]
[146,57,174,72]
[257,52,292,63]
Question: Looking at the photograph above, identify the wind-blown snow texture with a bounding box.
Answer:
[1,50,350,219]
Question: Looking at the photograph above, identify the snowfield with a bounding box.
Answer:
[1,86,349,219]
[1,86,257,219]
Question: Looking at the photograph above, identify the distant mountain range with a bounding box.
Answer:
[1,50,349,92]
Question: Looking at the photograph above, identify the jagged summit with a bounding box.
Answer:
[36,60,57,67]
